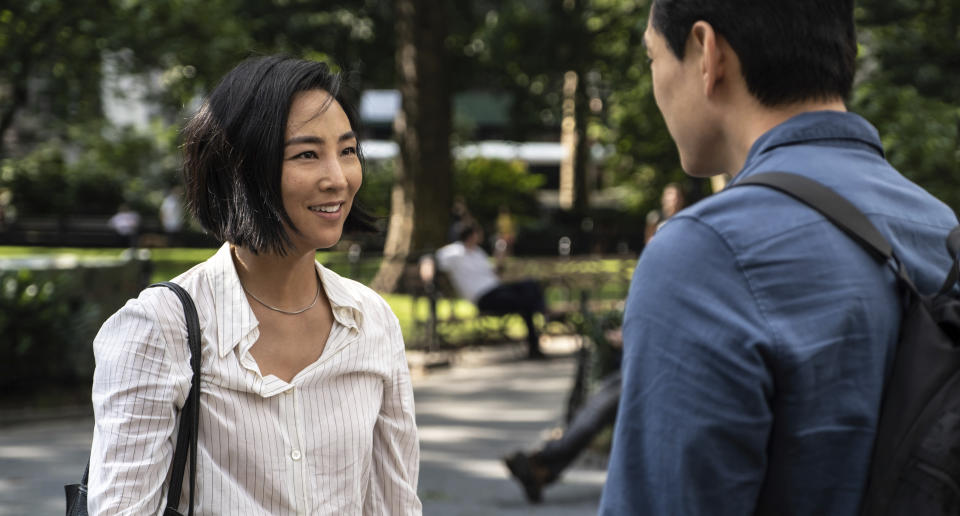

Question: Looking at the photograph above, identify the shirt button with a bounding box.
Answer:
[291,449,302,461]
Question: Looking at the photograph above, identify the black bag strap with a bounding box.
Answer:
[735,172,922,293]
[148,281,201,516]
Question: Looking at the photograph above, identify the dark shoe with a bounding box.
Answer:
[527,348,548,360]
[503,452,545,503]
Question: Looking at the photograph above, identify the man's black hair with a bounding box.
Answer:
[182,54,376,255]
[650,0,857,106]
[457,221,481,243]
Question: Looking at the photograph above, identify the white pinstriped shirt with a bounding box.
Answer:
[88,243,421,515]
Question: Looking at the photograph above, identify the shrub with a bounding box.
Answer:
[0,121,179,219]
[0,256,150,397]
[453,157,544,230]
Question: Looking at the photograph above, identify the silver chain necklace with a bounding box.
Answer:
[241,274,321,315]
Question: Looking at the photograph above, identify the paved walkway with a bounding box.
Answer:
[0,338,605,515]
[414,340,606,515]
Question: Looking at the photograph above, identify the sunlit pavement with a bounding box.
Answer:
[0,337,605,515]
[414,339,606,516]
[0,416,93,515]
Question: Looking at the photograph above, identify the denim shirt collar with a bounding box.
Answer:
[732,111,885,185]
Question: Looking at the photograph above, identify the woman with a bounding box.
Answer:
[88,55,421,515]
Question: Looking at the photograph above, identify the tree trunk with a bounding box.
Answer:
[572,66,590,215]
[569,0,590,216]
[370,0,452,293]
[0,60,32,159]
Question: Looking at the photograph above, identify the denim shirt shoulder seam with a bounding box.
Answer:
[678,213,787,363]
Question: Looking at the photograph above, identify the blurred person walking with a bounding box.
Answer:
[643,182,685,244]
[159,186,185,237]
[108,203,140,249]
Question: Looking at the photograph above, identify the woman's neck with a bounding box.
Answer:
[231,245,320,307]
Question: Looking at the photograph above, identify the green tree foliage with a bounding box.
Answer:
[107,0,395,110]
[580,1,692,213]
[856,0,960,106]
[853,0,960,211]
[1,0,396,222]
[453,157,544,229]
[471,0,959,216]
[1,0,957,236]
[0,259,150,393]
[0,0,118,156]
[0,268,100,389]
[1,121,179,217]
[354,157,545,236]
[469,0,693,217]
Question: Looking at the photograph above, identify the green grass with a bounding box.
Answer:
[0,246,134,258]
[0,246,219,261]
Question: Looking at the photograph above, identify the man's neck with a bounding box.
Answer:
[725,98,847,178]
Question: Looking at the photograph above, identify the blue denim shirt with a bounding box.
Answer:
[600,111,958,516]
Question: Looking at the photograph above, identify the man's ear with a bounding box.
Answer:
[690,21,725,98]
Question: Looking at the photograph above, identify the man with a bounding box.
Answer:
[600,2,958,515]
[436,221,546,359]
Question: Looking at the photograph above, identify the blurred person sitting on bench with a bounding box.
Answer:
[435,221,546,359]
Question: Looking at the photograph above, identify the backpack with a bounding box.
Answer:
[737,172,960,516]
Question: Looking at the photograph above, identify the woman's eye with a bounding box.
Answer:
[292,150,318,160]
[341,146,358,157]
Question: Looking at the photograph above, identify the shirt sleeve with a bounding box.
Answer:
[434,244,456,272]
[88,293,190,515]
[364,313,422,515]
[600,217,775,516]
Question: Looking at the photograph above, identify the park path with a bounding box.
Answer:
[414,340,606,515]
[0,338,605,515]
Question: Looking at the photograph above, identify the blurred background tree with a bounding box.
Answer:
[371,0,452,291]
[0,0,957,261]
[852,0,960,209]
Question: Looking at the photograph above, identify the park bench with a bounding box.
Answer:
[408,252,635,351]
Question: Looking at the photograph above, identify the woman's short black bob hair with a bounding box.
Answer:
[182,54,376,255]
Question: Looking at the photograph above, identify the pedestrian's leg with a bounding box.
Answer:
[535,371,622,477]
[478,282,545,358]
[521,311,544,358]
[504,371,621,503]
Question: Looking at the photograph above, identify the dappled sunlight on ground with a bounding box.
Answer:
[414,342,605,515]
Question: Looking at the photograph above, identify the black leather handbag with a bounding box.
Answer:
[66,281,202,516]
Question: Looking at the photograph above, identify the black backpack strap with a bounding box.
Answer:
[149,281,201,516]
[735,172,918,292]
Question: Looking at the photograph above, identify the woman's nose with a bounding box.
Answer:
[319,158,349,191]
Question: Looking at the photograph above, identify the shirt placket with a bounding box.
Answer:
[279,385,308,515]
[295,386,311,514]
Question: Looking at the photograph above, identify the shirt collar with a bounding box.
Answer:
[315,262,364,331]
[206,242,364,358]
[206,243,259,358]
[732,110,885,184]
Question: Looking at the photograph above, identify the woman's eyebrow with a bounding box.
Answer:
[285,131,356,147]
